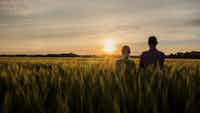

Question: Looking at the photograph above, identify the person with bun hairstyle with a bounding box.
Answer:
[115,45,135,76]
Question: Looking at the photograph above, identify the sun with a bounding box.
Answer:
[103,39,116,54]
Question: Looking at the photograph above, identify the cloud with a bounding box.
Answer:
[189,18,200,26]
[0,0,200,54]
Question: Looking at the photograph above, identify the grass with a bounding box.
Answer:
[0,57,199,113]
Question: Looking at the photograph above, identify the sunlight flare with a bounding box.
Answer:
[103,39,116,54]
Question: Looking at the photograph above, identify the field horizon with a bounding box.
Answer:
[0,51,199,59]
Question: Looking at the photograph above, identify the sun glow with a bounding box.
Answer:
[103,39,116,54]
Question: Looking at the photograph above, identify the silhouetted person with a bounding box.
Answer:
[116,45,135,76]
[140,36,165,69]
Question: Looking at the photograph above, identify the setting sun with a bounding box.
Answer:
[103,39,116,54]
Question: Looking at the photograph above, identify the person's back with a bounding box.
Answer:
[116,58,135,74]
[140,36,165,69]
[140,49,165,69]
[115,45,135,75]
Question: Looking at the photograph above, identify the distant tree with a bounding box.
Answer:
[167,51,200,59]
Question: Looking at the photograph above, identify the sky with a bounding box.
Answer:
[0,0,200,55]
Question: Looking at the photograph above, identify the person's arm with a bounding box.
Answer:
[131,60,136,74]
[139,54,144,69]
[115,60,120,74]
[132,61,136,69]
[115,60,125,80]
[160,53,165,68]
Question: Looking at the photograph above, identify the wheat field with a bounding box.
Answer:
[0,57,199,113]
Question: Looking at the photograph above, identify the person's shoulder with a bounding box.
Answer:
[115,59,123,64]
[157,50,165,55]
[142,50,149,54]
[156,50,165,57]
[116,59,123,62]
[127,58,134,62]
[141,50,149,56]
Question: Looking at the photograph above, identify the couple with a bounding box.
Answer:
[116,36,165,74]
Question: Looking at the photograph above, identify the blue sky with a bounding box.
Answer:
[0,0,200,55]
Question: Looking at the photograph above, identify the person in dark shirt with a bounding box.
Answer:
[115,45,135,76]
[140,36,165,69]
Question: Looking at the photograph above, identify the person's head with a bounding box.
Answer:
[121,45,131,59]
[148,36,158,48]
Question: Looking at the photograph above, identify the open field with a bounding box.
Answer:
[0,57,200,113]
